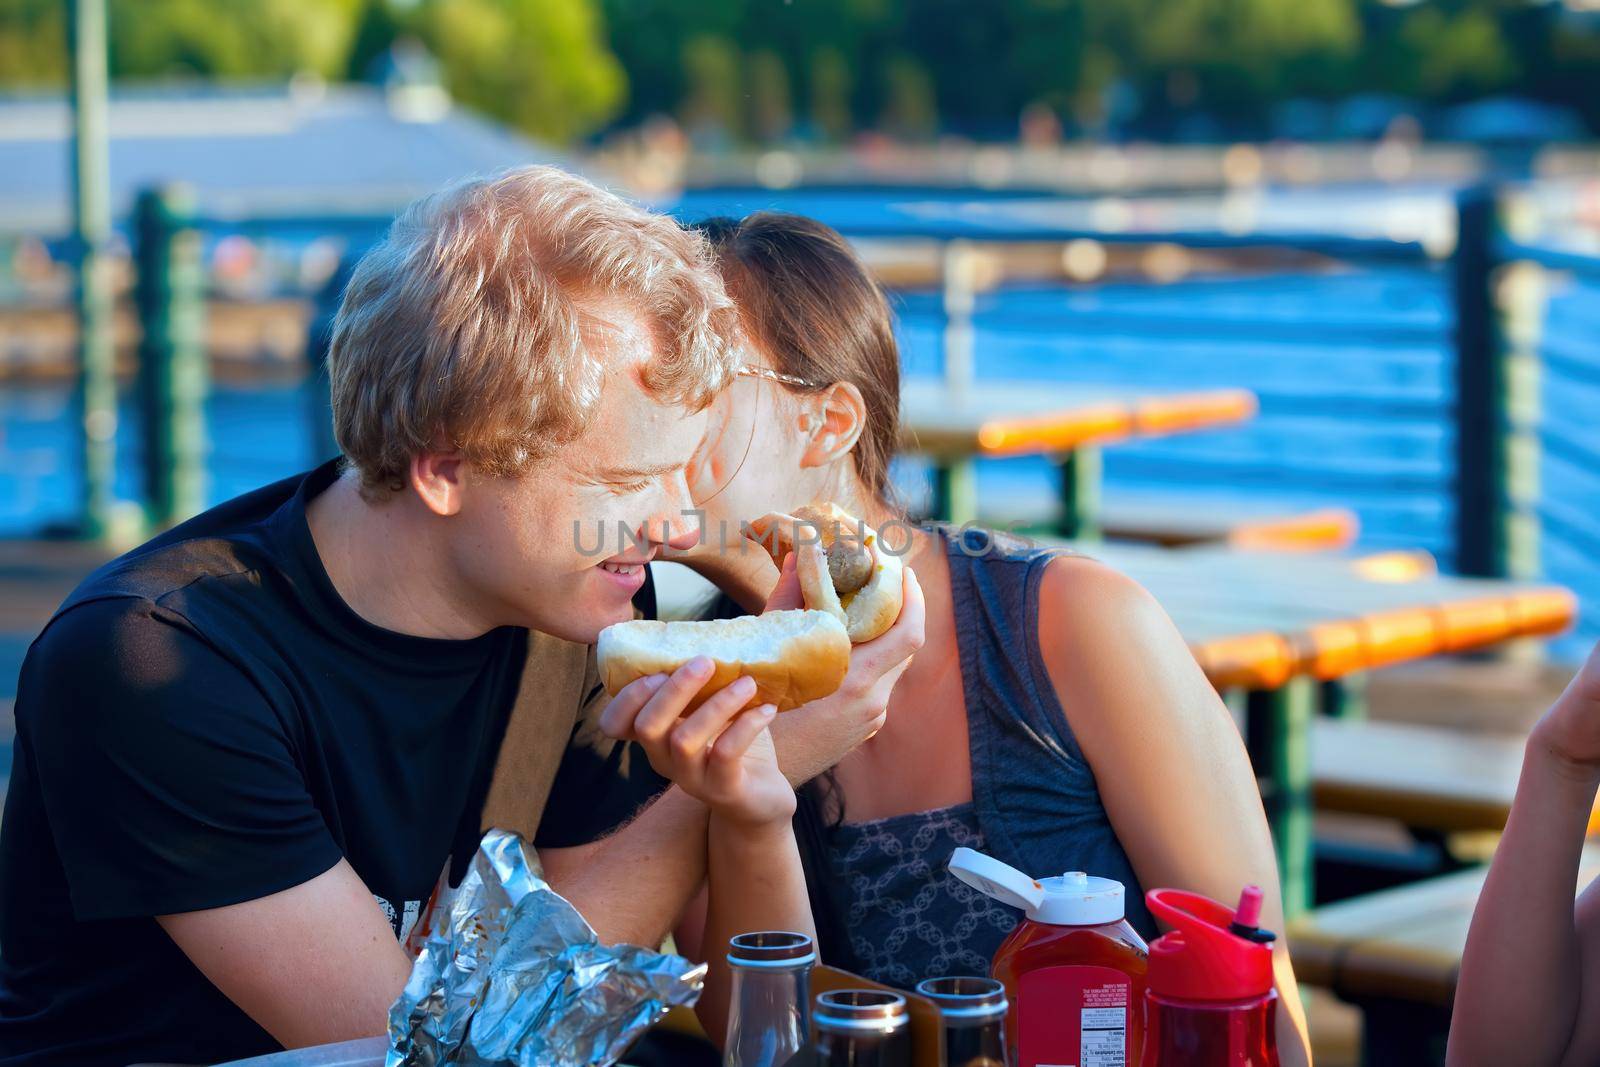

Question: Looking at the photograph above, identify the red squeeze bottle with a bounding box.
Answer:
[1140,885,1280,1067]
[948,848,1148,1067]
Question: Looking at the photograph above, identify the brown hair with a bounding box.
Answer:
[329,166,739,497]
[696,212,901,502]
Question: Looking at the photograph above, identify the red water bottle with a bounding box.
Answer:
[1140,885,1279,1067]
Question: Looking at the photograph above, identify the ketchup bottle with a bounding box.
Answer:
[948,848,1148,1067]
[1140,885,1280,1067]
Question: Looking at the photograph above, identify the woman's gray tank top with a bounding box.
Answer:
[819,524,1154,988]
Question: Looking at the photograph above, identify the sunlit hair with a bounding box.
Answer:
[329,165,740,498]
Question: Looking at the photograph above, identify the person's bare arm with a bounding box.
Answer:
[1037,558,1311,1067]
[538,786,710,948]
[600,658,814,1041]
[696,806,815,1042]
[1449,641,1600,1067]
[157,859,412,1049]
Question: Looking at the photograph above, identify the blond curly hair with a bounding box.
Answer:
[328,165,740,496]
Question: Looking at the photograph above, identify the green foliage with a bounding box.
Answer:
[746,49,793,141]
[679,33,741,138]
[0,0,64,85]
[809,45,853,142]
[1395,6,1518,97]
[4,0,1598,142]
[411,0,626,142]
[0,0,624,143]
[879,52,936,139]
[107,0,364,80]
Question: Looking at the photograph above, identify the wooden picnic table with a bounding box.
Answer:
[1289,842,1600,1064]
[1083,540,1577,918]
[898,380,1258,537]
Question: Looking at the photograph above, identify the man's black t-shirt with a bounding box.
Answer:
[0,461,667,1066]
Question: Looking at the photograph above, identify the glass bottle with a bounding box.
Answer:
[812,989,911,1067]
[725,931,816,1067]
[915,976,1009,1067]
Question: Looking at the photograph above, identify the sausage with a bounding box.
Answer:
[826,538,874,595]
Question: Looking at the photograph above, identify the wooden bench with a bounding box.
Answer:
[1290,843,1600,1065]
[1104,496,1358,552]
[1311,717,1600,835]
[979,492,1360,552]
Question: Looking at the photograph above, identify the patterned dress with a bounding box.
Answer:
[827,802,1021,988]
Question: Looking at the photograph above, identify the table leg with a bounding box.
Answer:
[1054,446,1102,542]
[1321,673,1368,720]
[1248,678,1315,919]
[931,457,980,527]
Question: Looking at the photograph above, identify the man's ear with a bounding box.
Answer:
[409,448,466,517]
[799,382,867,469]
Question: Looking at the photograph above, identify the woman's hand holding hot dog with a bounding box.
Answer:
[763,549,927,786]
[597,549,925,807]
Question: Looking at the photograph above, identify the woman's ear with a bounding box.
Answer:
[799,382,868,470]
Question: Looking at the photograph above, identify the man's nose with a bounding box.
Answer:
[640,499,701,551]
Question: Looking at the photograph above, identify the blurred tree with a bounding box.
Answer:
[680,33,742,142]
[746,48,794,142]
[1395,5,1518,97]
[2,0,1597,140]
[345,0,407,82]
[808,45,854,142]
[1090,0,1361,126]
[0,0,364,83]
[108,0,364,80]
[601,0,743,126]
[0,0,64,84]
[0,0,625,143]
[878,52,937,139]
[412,0,626,142]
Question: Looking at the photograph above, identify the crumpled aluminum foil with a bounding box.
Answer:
[387,829,706,1067]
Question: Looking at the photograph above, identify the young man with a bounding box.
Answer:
[0,167,922,1066]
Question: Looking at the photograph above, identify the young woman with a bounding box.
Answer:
[1450,639,1600,1066]
[677,212,1311,1062]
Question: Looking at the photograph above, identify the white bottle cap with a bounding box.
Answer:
[947,847,1126,926]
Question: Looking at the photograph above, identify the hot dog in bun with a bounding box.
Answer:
[747,502,905,643]
[597,609,850,712]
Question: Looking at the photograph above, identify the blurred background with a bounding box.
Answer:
[5,3,1600,1063]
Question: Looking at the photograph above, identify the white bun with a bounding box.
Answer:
[596,609,850,712]
[748,502,906,643]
